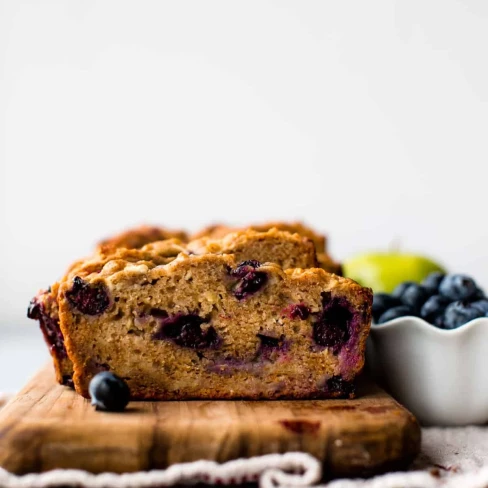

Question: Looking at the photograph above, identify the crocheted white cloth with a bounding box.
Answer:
[1,395,487,488]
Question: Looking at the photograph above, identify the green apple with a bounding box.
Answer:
[343,252,446,293]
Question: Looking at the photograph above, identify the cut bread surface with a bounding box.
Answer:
[58,253,371,399]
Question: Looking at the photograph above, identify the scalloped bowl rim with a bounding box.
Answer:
[371,315,488,337]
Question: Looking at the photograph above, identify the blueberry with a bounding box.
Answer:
[400,284,430,312]
[391,281,416,299]
[377,306,415,324]
[420,295,450,323]
[27,298,42,320]
[471,288,486,301]
[66,276,110,315]
[152,313,220,349]
[471,300,488,315]
[422,272,445,294]
[230,260,262,278]
[372,293,401,322]
[230,262,268,300]
[325,375,355,398]
[312,294,353,352]
[89,371,130,412]
[439,274,477,301]
[443,300,484,329]
[233,272,267,299]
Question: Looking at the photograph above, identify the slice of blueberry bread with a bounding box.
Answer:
[28,240,187,386]
[28,283,73,386]
[192,222,342,275]
[187,228,318,270]
[57,250,372,400]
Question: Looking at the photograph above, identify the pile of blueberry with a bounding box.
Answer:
[373,273,488,329]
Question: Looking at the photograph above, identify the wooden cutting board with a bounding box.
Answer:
[0,364,420,478]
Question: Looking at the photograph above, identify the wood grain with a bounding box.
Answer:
[0,364,420,478]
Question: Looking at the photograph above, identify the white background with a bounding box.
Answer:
[1,1,488,388]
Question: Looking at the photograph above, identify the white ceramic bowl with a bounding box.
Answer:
[367,316,488,426]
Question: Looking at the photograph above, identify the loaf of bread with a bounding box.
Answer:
[28,227,369,399]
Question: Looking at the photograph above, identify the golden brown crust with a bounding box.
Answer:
[192,221,327,252]
[97,222,339,274]
[98,225,188,250]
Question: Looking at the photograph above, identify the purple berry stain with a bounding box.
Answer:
[287,303,310,320]
[27,293,67,359]
[313,292,354,353]
[152,313,220,349]
[230,260,267,300]
[66,276,110,315]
